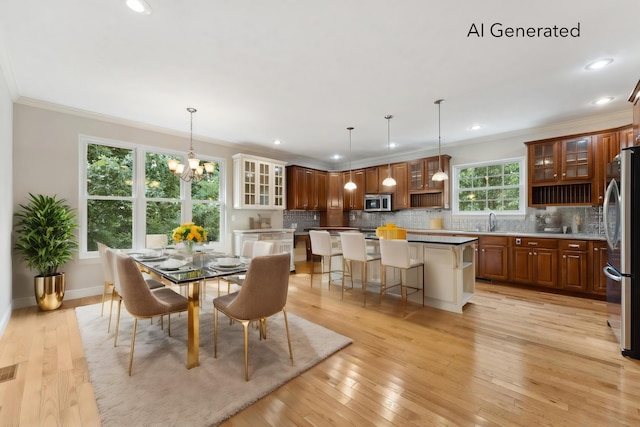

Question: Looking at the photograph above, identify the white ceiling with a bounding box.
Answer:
[1,0,638,168]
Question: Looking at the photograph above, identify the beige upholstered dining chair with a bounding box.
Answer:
[97,242,114,317]
[379,238,424,312]
[309,230,342,289]
[99,243,165,334]
[339,232,381,306]
[219,240,274,294]
[213,252,293,381]
[114,252,189,375]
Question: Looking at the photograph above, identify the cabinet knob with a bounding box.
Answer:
[562,173,566,177]
[563,255,567,258]
[594,248,599,251]
[534,252,538,255]
[529,252,533,255]
[554,173,557,178]
[482,249,485,252]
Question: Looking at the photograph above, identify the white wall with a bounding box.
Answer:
[0,64,13,334]
[11,102,283,308]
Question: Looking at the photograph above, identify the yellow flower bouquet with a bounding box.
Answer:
[172,222,207,244]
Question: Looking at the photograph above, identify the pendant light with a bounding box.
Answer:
[432,99,449,181]
[382,115,397,187]
[344,127,357,191]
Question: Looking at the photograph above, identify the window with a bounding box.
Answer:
[452,157,525,215]
[80,135,224,256]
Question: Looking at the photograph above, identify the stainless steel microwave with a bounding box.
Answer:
[364,194,392,212]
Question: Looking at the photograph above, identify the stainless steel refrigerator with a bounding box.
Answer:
[603,145,640,359]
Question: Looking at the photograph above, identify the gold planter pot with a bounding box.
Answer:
[34,273,65,311]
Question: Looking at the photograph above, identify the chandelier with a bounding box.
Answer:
[167,107,215,182]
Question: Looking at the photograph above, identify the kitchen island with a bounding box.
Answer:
[404,234,478,313]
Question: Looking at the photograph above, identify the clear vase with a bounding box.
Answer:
[183,240,195,262]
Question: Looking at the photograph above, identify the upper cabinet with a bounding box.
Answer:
[342,169,365,210]
[233,154,287,210]
[408,155,451,209]
[526,127,631,207]
[409,155,449,192]
[528,136,593,185]
[384,162,409,211]
[286,166,327,210]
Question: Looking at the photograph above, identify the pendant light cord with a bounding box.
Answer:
[434,99,443,171]
[348,127,354,180]
[385,115,393,177]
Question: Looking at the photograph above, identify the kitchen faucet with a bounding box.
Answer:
[488,212,497,232]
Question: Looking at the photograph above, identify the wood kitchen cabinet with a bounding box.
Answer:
[286,166,327,210]
[408,155,451,209]
[365,166,381,193]
[320,172,347,226]
[476,235,509,281]
[510,237,558,288]
[342,169,365,210]
[559,240,588,292]
[590,241,608,295]
[528,136,593,184]
[383,162,409,210]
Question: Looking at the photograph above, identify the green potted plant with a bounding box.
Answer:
[14,193,78,310]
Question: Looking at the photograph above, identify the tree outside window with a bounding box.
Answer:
[454,159,524,214]
[82,137,223,254]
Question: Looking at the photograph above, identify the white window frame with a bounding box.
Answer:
[452,156,526,216]
[78,134,226,258]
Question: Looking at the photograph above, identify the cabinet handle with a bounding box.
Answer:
[568,244,580,248]
[528,242,538,246]
[594,248,599,251]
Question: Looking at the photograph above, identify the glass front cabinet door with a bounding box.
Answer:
[233,154,287,209]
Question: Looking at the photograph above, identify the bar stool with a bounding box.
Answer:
[379,238,424,312]
[309,230,342,289]
[339,232,381,306]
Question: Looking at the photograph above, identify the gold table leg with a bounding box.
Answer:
[187,279,201,369]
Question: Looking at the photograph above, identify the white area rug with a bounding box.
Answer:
[76,302,352,426]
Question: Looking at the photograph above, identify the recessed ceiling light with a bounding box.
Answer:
[273,139,281,145]
[593,96,614,105]
[585,58,613,70]
[332,154,341,160]
[125,0,152,14]
[469,124,483,131]
[389,142,398,149]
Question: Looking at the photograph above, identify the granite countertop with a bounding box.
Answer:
[233,228,295,233]
[405,228,605,241]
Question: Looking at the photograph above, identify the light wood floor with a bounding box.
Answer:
[2,262,640,426]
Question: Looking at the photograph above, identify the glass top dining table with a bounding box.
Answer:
[133,251,249,369]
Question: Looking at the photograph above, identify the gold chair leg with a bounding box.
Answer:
[167,314,171,337]
[128,318,138,376]
[362,262,367,307]
[341,258,346,300]
[100,281,110,316]
[108,291,115,333]
[283,308,294,365]
[242,320,250,381]
[379,265,385,304]
[213,308,218,358]
[114,298,122,347]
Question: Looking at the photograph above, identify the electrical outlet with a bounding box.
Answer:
[313,214,316,220]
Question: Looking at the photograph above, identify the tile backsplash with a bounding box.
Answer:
[284,206,603,236]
